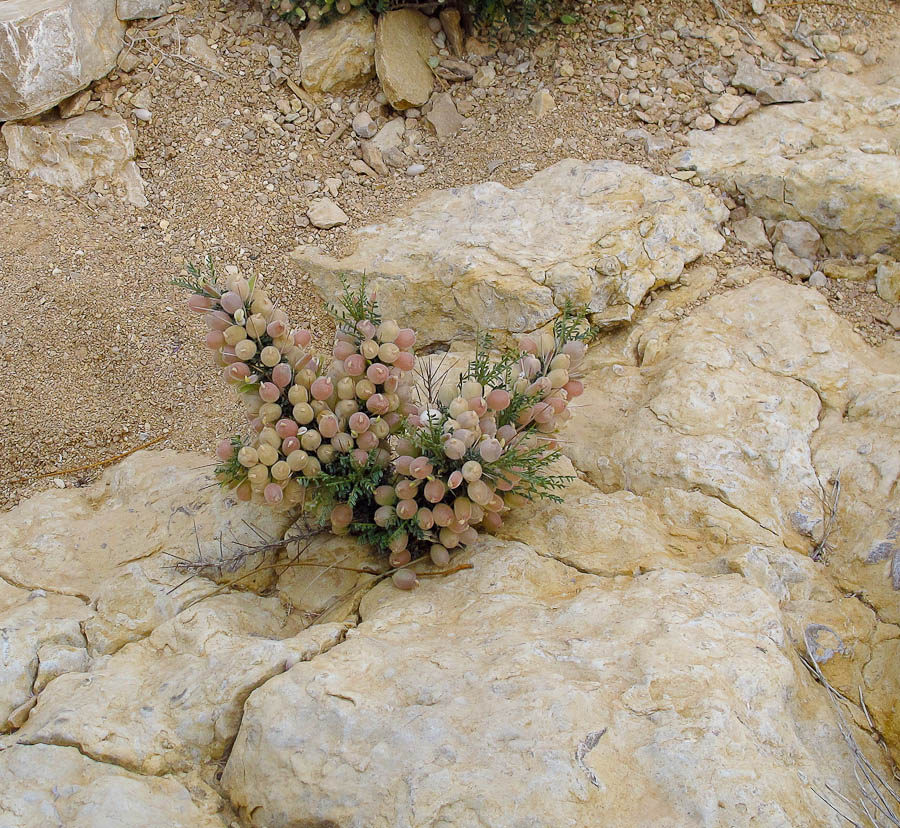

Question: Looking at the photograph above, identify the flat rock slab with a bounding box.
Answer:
[0,743,227,827]
[294,159,727,346]
[675,69,900,257]
[374,9,436,110]
[0,0,124,120]
[2,112,148,207]
[223,540,866,828]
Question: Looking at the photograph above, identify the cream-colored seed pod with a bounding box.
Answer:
[271,460,292,481]
[259,402,282,423]
[224,325,247,346]
[235,339,257,361]
[260,346,281,367]
[288,384,309,405]
[286,450,309,471]
[257,443,278,466]
[237,446,258,467]
[259,427,281,448]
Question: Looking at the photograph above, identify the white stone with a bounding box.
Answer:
[2,112,148,207]
[307,197,349,229]
[0,0,124,120]
[116,0,167,20]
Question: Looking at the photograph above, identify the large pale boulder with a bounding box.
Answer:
[0,743,227,827]
[0,450,295,654]
[224,540,879,828]
[14,593,348,773]
[294,159,727,346]
[298,6,375,93]
[2,112,148,207]
[0,0,124,121]
[675,69,900,257]
[374,9,436,110]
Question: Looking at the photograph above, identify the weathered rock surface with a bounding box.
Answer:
[116,0,167,20]
[295,159,727,346]
[15,595,347,773]
[0,744,227,827]
[374,9,436,110]
[298,7,375,93]
[676,68,900,257]
[0,0,124,121]
[2,112,148,207]
[224,541,881,828]
[0,450,294,655]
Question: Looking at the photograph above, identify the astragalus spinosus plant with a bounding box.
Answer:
[177,258,593,589]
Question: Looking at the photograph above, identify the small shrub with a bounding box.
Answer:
[178,259,592,588]
[273,0,560,33]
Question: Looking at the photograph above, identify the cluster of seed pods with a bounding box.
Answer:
[187,275,417,508]
[272,0,365,24]
[379,331,587,588]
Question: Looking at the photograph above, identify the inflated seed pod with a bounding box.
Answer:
[461,460,482,481]
[370,418,391,439]
[300,429,322,451]
[288,384,309,405]
[432,503,454,527]
[389,548,411,567]
[330,502,353,529]
[392,569,417,590]
[259,427,281,448]
[257,443,278,467]
[271,460,292,481]
[467,479,493,506]
[335,399,359,420]
[374,485,397,506]
[360,339,379,360]
[417,507,435,531]
[453,496,472,523]
[395,478,419,500]
[297,367,317,388]
[302,456,322,477]
[259,403,282,424]
[439,527,461,549]
[333,340,356,360]
[286,450,309,471]
[356,430,378,451]
[424,478,446,503]
[316,444,336,464]
[237,446,259,467]
[430,543,450,566]
[332,433,354,453]
[293,403,315,424]
[374,505,395,527]
[396,499,418,520]
[247,464,269,487]
[482,511,503,531]
[281,436,300,455]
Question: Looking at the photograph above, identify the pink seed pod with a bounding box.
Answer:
[468,397,488,417]
[459,526,479,546]
[389,549,412,567]
[395,455,414,476]
[562,340,586,363]
[356,319,377,340]
[383,412,402,430]
[272,363,293,388]
[395,328,416,349]
[219,291,243,314]
[310,377,333,401]
[281,436,301,455]
[383,376,400,394]
[188,294,213,312]
[516,406,534,426]
[216,439,235,461]
[424,478,446,503]
[264,483,284,504]
[417,508,435,530]
[250,417,263,433]
[342,354,364,377]
[366,363,390,385]
[330,503,353,529]
[409,456,433,479]
[430,543,450,566]
[356,430,379,451]
[482,511,503,531]
[229,362,251,381]
[221,346,239,365]
[235,481,253,502]
[206,310,232,331]
[395,479,419,500]
[532,401,555,424]
[267,320,287,338]
[294,329,313,347]
[205,330,225,349]
[457,410,479,430]
[496,424,517,443]
[392,569,417,590]
[333,340,356,360]
[453,497,472,523]
[432,503,454,527]
[374,485,397,506]
[448,470,464,489]
[375,504,397,529]
[366,393,389,415]
[439,528,461,549]
[378,342,400,364]
[259,382,281,403]
[518,335,538,354]
[275,418,299,438]
[486,389,511,411]
[467,479,493,506]
[478,438,503,463]
[394,351,415,371]
[349,412,371,433]
[396,499,418,520]
[351,449,370,466]
[332,433,354,453]
[443,438,466,460]
[564,379,584,398]
[319,415,339,439]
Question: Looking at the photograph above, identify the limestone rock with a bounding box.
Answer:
[774,240,813,277]
[732,59,782,93]
[15,593,348,773]
[374,9,436,110]
[0,743,227,827]
[425,91,463,138]
[2,112,148,207]
[710,92,742,122]
[0,0,124,121]
[294,159,727,346]
[224,541,875,828]
[298,7,375,93]
[1,592,90,730]
[184,35,222,73]
[772,219,822,259]
[307,197,349,229]
[757,76,814,104]
[116,0,167,20]
[0,450,295,655]
[732,214,771,250]
[531,87,555,117]
[675,69,900,257]
[875,260,900,303]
